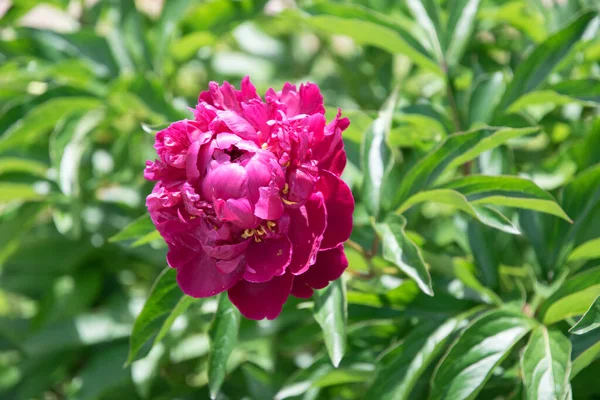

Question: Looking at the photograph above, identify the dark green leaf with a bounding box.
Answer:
[128,268,192,364]
[539,267,600,325]
[430,309,536,400]
[571,329,600,379]
[374,214,433,296]
[392,126,539,210]
[570,295,600,335]
[468,72,506,126]
[551,79,600,103]
[109,215,155,243]
[208,293,241,399]
[496,11,596,112]
[521,326,572,400]
[313,278,347,367]
[439,175,571,221]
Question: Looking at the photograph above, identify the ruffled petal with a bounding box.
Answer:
[217,110,257,141]
[202,161,248,200]
[176,248,244,298]
[228,273,294,320]
[291,245,348,298]
[286,193,327,275]
[244,236,292,283]
[214,198,258,228]
[318,171,354,249]
[254,185,284,220]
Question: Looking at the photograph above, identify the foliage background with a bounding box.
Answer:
[1,0,600,399]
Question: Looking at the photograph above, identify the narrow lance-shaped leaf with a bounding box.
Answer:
[538,267,600,325]
[430,309,536,400]
[391,126,539,209]
[397,188,520,235]
[208,293,241,399]
[568,237,600,263]
[298,3,442,75]
[128,268,196,364]
[406,0,444,62]
[313,278,348,368]
[468,72,505,126]
[361,89,398,219]
[366,316,467,400]
[374,214,433,296]
[570,329,600,379]
[570,296,600,335]
[444,0,482,67]
[521,326,572,400]
[495,10,596,112]
[439,175,571,221]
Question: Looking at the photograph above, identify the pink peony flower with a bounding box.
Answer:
[145,77,354,320]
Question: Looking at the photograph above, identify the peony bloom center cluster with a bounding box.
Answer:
[145,77,354,320]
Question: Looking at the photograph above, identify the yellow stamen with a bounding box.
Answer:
[282,198,297,206]
[241,228,255,239]
[267,221,277,230]
[261,143,268,149]
[254,236,262,243]
[255,226,266,236]
[282,161,291,168]
[282,183,289,194]
[189,215,196,220]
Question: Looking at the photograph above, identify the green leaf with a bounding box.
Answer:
[0,97,103,153]
[467,221,501,290]
[0,158,47,177]
[208,293,241,399]
[444,0,482,67]
[366,317,467,400]
[374,214,433,296]
[406,0,444,62]
[128,268,193,364]
[568,238,600,262]
[397,188,520,234]
[551,79,600,103]
[507,90,598,114]
[468,72,506,126]
[570,329,600,379]
[521,326,572,400]
[439,175,572,221]
[392,126,539,208]
[496,10,596,112]
[298,3,442,75]
[109,215,155,243]
[430,309,536,400]
[312,365,374,388]
[0,183,43,203]
[539,267,600,325]
[570,296,600,335]
[313,278,347,368]
[360,90,398,219]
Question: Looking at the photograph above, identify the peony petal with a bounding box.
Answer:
[298,82,325,115]
[240,76,259,102]
[216,110,258,141]
[215,198,258,229]
[318,171,354,250]
[286,193,327,275]
[254,185,284,220]
[291,245,348,298]
[228,272,294,320]
[177,248,244,298]
[244,236,292,283]
[202,161,248,200]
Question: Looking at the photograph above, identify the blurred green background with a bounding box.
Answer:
[1,0,600,399]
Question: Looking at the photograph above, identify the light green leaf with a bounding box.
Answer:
[109,215,155,243]
[468,72,506,126]
[539,267,600,325]
[551,79,600,103]
[313,278,347,368]
[392,126,539,208]
[374,214,433,296]
[312,365,374,388]
[570,296,600,335]
[496,11,596,112]
[298,3,442,75]
[521,326,572,400]
[444,0,482,67]
[507,90,598,114]
[430,309,536,400]
[208,293,241,399]
[439,175,571,221]
[397,188,520,234]
[366,317,466,400]
[0,158,48,177]
[570,329,600,379]
[128,268,194,364]
[361,90,398,219]
[568,238,600,263]
[0,97,103,153]
[406,0,444,62]
[0,183,43,203]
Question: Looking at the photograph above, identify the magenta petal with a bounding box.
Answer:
[291,245,348,298]
[228,273,294,320]
[244,236,292,283]
[217,110,257,141]
[299,82,325,115]
[254,186,284,220]
[240,76,259,102]
[202,162,248,200]
[176,249,244,298]
[216,255,244,274]
[318,171,354,250]
[286,193,327,275]
[215,198,258,228]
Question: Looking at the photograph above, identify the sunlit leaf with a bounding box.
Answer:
[570,296,600,335]
[313,278,347,367]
